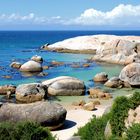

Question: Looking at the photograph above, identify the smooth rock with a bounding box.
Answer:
[20,60,42,72]
[119,63,140,86]
[104,77,123,88]
[0,101,67,130]
[16,83,47,103]
[10,62,22,69]
[42,76,85,96]
[83,102,95,111]
[31,55,43,63]
[93,72,108,82]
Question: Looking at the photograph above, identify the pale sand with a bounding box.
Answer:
[52,105,110,140]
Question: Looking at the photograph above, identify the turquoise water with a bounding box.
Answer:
[0,31,140,104]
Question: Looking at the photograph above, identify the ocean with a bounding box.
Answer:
[0,30,140,87]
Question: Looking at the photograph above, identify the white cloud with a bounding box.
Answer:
[0,4,140,27]
[66,4,140,26]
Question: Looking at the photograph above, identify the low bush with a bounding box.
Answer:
[75,113,110,140]
[0,121,55,140]
[126,123,140,140]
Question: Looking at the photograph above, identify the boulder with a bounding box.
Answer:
[16,83,47,103]
[31,55,43,63]
[83,102,95,111]
[0,101,67,130]
[104,77,123,88]
[10,62,22,69]
[89,88,112,99]
[93,72,108,82]
[0,85,16,95]
[42,76,85,96]
[119,63,140,86]
[125,105,140,128]
[20,60,42,72]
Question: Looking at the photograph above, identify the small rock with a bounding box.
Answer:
[83,63,90,67]
[38,72,48,77]
[104,121,112,139]
[2,75,12,79]
[93,72,108,82]
[10,62,22,69]
[31,55,43,63]
[43,65,49,70]
[83,102,95,111]
[51,61,64,66]
[0,85,16,95]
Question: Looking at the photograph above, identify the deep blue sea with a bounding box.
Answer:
[0,30,140,88]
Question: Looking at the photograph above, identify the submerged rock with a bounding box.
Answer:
[0,85,16,95]
[42,76,85,96]
[10,62,22,69]
[93,72,108,82]
[31,55,43,63]
[20,60,42,72]
[50,61,64,67]
[119,63,140,86]
[0,101,67,130]
[89,88,112,99]
[16,83,47,103]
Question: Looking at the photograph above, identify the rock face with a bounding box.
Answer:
[42,76,85,96]
[20,60,42,72]
[31,55,43,63]
[10,62,22,69]
[0,101,67,130]
[0,85,16,95]
[105,77,123,88]
[93,72,108,82]
[125,105,140,128]
[42,35,140,64]
[16,83,47,103]
[119,63,140,86]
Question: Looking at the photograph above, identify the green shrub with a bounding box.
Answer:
[0,121,55,140]
[75,113,110,140]
[126,123,140,140]
[110,96,130,136]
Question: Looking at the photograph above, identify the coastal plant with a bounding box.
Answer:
[0,121,55,140]
[75,113,110,140]
[126,123,140,140]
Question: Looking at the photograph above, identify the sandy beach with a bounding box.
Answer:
[52,105,110,140]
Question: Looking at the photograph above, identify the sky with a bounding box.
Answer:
[0,0,140,30]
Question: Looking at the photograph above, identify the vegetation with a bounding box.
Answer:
[76,92,140,140]
[0,121,55,140]
[75,113,110,140]
[126,123,140,140]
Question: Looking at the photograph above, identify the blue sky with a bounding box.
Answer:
[0,0,140,30]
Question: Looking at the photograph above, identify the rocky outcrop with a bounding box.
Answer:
[0,85,16,95]
[89,88,112,99]
[119,63,140,86]
[20,60,42,72]
[105,77,123,88]
[31,55,43,63]
[16,83,47,103]
[93,72,108,82]
[0,101,67,130]
[125,105,140,128]
[10,62,22,69]
[42,35,140,64]
[42,76,85,96]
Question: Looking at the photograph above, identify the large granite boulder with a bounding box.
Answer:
[16,83,47,103]
[119,63,140,86]
[0,101,67,130]
[42,76,85,96]
[20,60,42,72]
[104,77,123,88]
[31,55,43,63]
[0,85,16,95]
[93,72,108,82]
